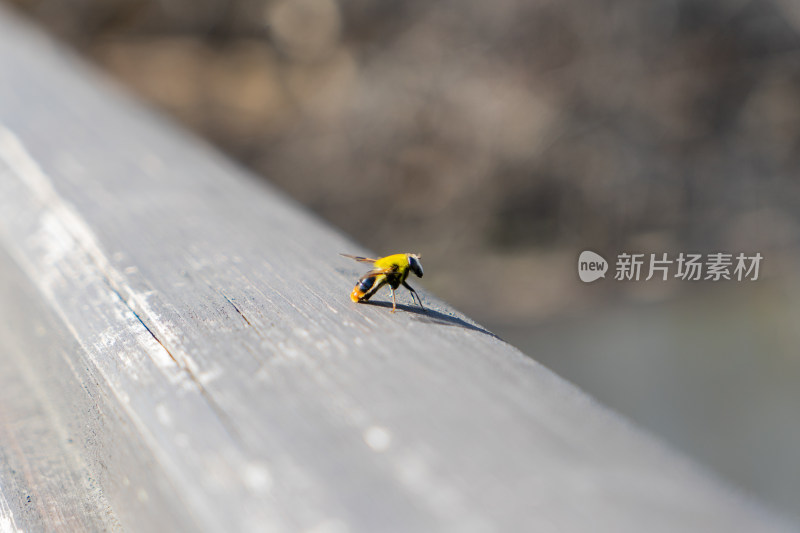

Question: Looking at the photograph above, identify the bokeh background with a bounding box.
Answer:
[7,0,800,524]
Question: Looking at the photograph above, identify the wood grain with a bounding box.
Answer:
[0,7,793,533]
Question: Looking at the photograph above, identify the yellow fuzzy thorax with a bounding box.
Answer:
[373,253,411,270]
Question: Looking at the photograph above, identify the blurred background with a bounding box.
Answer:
[6,0,800,524]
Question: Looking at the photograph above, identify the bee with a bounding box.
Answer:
[340,253,425,313]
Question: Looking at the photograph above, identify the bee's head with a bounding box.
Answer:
[408,254,423,278]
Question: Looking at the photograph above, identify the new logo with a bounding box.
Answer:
[578,251,608,282]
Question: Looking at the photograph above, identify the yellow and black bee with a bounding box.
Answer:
[340,253,425,313]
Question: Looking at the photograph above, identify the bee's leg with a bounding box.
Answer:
[390,288,397,313]
[402,281,425,312]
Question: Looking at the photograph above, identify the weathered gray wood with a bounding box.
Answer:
[0,7,793,533]
[0,252,123,533]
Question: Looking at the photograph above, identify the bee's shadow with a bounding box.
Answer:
[363,301,502,340]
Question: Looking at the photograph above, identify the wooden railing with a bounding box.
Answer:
[0,7,792,532]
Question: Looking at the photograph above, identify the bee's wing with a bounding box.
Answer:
[340,253,380,264]
[358,266,396,282]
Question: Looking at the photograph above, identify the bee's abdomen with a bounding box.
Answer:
[351,276,377,302]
